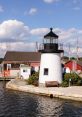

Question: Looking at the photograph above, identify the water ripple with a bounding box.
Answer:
[0,81,82,117]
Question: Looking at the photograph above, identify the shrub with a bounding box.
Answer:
[27,72,39,86]
[61,72,82,87]
[77,79,82,86]
[61,81,68,87]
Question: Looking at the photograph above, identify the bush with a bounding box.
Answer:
[61,72,82,87]
[76,79,82,86]
[61,81,68,87]
[27,72,39,86]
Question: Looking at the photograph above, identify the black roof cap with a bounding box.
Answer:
[44,28,58,39]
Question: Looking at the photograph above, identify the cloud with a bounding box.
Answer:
[57,28,78,41]
[30,28,49,36]
[0,42,36,57]
[28,8,37,15]
[0,19,82,57]
[30,27,82,57]
[0,5,4,12]
[0,19,37,57]
[73,6,80,10]
[31,27,81,43]
[72,0,81,11]
[73,0,79,4]
[43,0,60,3]
[0,20,30,43]
[6,42,36,51]
[57,28,82,57]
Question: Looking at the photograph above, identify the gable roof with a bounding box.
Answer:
[65,60,82,67]
[3,51,41,62]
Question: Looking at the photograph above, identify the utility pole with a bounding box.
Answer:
[35,41,38,52]
[76,39,79,61]
[6,42,10,51]
[68,43,71,60]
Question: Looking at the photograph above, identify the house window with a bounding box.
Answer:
[44,68,48,75]
[23,69,27,72]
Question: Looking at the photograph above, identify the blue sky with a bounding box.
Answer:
[0,0,82,57]
[0,0,82,28]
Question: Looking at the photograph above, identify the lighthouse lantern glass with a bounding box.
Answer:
[43,37,58,44]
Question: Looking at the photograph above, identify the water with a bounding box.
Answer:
[0,81,82,117]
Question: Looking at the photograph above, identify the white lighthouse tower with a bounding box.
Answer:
[39,28,64,86]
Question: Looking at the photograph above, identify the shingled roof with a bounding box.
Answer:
[3,51,41,62]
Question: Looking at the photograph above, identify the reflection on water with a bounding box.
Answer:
[0,81,82,117]
[37,97,63,117]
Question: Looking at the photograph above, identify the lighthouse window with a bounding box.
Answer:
[44,68,48,75]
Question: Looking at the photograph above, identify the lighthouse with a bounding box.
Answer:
[39,28,64,86]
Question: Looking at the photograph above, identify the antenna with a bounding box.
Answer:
[68,43,71,60]
[35,42,38,52]
[76,38,79,61]
[6,43,10,51]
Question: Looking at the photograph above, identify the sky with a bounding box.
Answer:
[0,0,82,57]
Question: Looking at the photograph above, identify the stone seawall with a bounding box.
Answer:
[6,79,82,102]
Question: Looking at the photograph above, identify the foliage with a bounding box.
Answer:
[0,58,3,64]
[61,73,82,87]
[61,81,68,87]
[27,72,39,86]
[70,57,76,60]
[78,57,82,61]
[62,56,69,60]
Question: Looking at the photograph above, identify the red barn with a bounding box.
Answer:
[64,60,82,72]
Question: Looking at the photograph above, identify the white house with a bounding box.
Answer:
[20,64,31,79]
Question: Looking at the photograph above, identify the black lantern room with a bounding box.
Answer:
[39,28,64,53]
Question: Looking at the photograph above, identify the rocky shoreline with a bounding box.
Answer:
[6,79,82,102]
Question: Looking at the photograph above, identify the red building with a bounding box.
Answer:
[1,51,41,78]
[64,60,82,72]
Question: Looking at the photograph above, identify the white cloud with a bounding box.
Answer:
[56,28,82,57]
[0,5,4,12]
[28,8,37,15]
[30,27,82,57]
[0,42,36,57]
[43,0,60,3]
[0,19,82,57]
[72,0,81,11]
[0,20,30,42]
[50,28,79,42]
[73,6,80,10]
[6,42,36,51]
[0,20,37,57]
[30,28,82,46]
[30,28,49,36]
